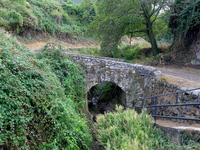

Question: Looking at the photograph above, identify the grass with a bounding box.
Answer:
[159,75,173,83]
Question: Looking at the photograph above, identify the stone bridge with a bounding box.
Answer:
[65,53,162,107]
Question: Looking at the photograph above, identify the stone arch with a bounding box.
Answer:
[67,53,162,108]
[87,81,127,108]
[87,80,126,95]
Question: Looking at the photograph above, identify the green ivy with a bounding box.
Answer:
[0,29,92,149]
[173,0,200,37]
[0,0,96,37]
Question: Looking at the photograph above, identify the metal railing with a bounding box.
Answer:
[133,88,200,125]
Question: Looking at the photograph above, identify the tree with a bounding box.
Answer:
[169,0,200,51]
[88,0,168,57]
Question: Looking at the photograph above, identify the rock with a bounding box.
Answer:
[196,52,200,60]
[173,110,178,115]
[191,111,197,116]
[180,87,187,91]
[156,125,181,144]
[185,106,190,112]
[167,84,171,88]
[191,90,200,98]
[179,120,183,123]
[196,61,200,65]
[185,91,191,95]
[89,74,94,78]
[191,59,200,65]
[153,71,162,76]
[183,96,190,101]
[110,66,115,69]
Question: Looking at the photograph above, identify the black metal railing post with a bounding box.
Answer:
[142,99,144,108]
[176,93,178,104]
[133,88,200,123]
[154,96,157,127]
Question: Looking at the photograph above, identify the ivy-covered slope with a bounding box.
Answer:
[0,29,92,149]
[0,0,96,38]
[169,0,200,51]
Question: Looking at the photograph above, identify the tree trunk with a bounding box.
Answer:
[146,20,158,56]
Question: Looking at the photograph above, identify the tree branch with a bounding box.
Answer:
[0,2,4,8]
[127,29,147,34]
[141,3,149,19]
[134,29,147,33]
[149,1,157,18]
[117,7,135,19]
[151,3,164,24]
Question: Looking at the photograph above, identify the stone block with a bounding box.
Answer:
[196,52,200,60]
[191,59,200,65]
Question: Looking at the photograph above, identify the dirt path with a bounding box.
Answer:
[156,119,200,128]
[20,39,100,51]
[157,66,200,89]
[19,36,143,51]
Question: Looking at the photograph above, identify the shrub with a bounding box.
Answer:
[78,48,100,56]
[125,45,141,60]
[95,106,178,150]
[0,29,92,149]
[0,0,96,37]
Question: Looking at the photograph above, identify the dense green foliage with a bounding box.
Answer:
[166,0,200,53]
[0,29,92,149]
[0,0,96,38]
[170,0,200,37]
[56,0,84,4]
[88,0,169,57]
[72,42,151,61]
[95,107,167,149]
[95,106,200,150]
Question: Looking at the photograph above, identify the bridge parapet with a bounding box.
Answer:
[65,53,162,77]
[65,52,126,62]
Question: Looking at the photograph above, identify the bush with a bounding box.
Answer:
[0,29,92,149]
[95,106,200,149]
[78,48,100,56]
[95,106,180,150]
[0,0,96,37]
[125,45,142,60]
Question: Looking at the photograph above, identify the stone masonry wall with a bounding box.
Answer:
[65,53,200,122]
[65,52,162,107]
[139,77,200,123]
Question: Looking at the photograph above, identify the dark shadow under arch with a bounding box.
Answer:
[87,81,126,114]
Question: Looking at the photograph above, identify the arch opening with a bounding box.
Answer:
[87,81,126,116]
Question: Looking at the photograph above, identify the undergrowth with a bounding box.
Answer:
[0,29,92,149]
[95,106,200,150]
[0,0,96,38]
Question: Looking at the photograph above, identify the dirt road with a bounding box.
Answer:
[157,66,200,89]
